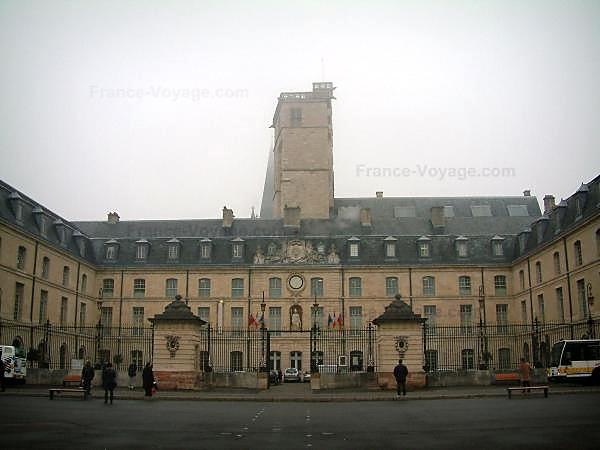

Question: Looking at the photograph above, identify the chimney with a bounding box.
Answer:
[523,190,531,197]
[107,212,120,224]
[543,195,555,214]
[222,206,234,228]
[283,206,301,227]
[360,208,372,227]
[430,206,445,229]
[376,191,383,199]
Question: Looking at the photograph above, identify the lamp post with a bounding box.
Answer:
[95,291,103,367]
[478,285,489,369]
[587,283,595,339]
[260,294,266,372]
[311,297,319,373]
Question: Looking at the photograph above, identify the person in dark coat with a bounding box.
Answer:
[127,362,137,390]
[102,362,117,404]
[0,358,6,392]
[142,362,154,397]
[81,360,95,397]
[393,359,409,397]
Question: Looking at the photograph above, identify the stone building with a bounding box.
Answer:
[0,82,598,380]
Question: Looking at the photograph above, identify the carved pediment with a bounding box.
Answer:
[253,240,338,265]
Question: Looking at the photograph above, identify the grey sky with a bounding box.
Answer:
[1,0,598,221]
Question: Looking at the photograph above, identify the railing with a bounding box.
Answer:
[423,317,599,372]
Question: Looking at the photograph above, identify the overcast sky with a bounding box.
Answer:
[1,0,598,221]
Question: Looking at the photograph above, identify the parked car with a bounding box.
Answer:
[303,371,311,382]
[284,367,300,382]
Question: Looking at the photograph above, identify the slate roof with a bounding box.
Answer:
[1,175,598,268]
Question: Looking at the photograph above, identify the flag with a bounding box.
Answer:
[337,314,343,329]
[248,313,258,328]
[332,313,337,329]
[327,313,333,328]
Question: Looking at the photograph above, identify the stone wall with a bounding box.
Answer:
[312,372,367,390]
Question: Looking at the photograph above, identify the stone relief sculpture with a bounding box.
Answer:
[252,240,339,265]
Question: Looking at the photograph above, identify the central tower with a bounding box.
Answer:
[262,82,335,220]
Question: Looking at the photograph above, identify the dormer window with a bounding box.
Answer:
[575,198,582,218]
[72,231,86,257]
[231,237,244,259]
[384,236,397,258]
[267,242,278,256]
[104,239,119,261]
[348,237,360,258]
[33,207,47,236]
[518,229,530,254]
[491,236,504,256]
[317,242,326,254]
[455,236,468,258]
[200,238,212,259]
[54,220,67,246]
[9,192,24,223]
[135,239,150,260]
[167,238,181,261]
[417,236,431,258]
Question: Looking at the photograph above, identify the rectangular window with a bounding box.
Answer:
[537,294,545,323]
[349,277,362,297]
[423,277,435,296]
[200,243,211,259]
[385,277,398,297]
[498,348,511,370]
[269,278,282,298]
[461,349,475,370]
[535,262,542,284]
[521,300,527,324]
[60,297,68,325]
[105,245,116,260]
[231,307,243,331]
[41,257,50,279]
[290,107,302,123]
[101,306,113,329]
[79,303,87,328]
[102,279,114,298]
[168,245,179,260]
[419,243,430,257]
[310,278,324,298]
[232,243,243,258]
[425,350,438,371]
[424,305,437,331]
[136,245,147,260]
[133,307,144,335]
[349,306,362,336]
[519,270,525,290]
[460,305,473,332]
[457,241,468,257]
[494,275,507,296]
[62,266,70,286]
[14,282,24,320]
[166,278,178,298]
[133,279,146,298]
[197,307,210,323]
[17,246,26,270]
[39,290,48,324]
[556,287,565,323]
[493,240,504,256]
[231,278,244,298]
[553,252,561,275]
[471,205,492,217]
[131,350,143,371]
[577,279,588,318]
[269,307,282,334]
[198,279,211,298]
[81,274,87,294]
[349,242,359,258]
[386,243,396,258]
[459,276,471,296]
[496,304,508,333]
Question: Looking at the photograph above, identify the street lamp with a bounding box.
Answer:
[311,297,319,373]
[587,283,595,338]
[478,285,489,369]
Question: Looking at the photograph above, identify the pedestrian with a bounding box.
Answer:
[127,362,137,390]
[142,362,154,397]
[102,362,117,404]
[0,357,6,392]
[278,369,283,384]
[393,359,409,397]
[81,360,95,397]
[519,357,532,393]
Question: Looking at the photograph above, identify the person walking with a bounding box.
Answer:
[393,359,409,397]
[102,362,117,404]
[127,362,137,390]
[81,360,95,398]
[519,357,532,393]
[142,362,154,397]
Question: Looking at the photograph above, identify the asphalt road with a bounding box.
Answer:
[1,394,599,449]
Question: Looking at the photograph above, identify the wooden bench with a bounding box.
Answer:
[49,387,88,400]
[62,375,81,387]
[507,386,549,399]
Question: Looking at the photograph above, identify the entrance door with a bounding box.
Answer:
[290,351,302,371]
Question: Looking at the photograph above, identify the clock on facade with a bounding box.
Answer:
[288,274,304,290]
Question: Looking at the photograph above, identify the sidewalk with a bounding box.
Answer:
[2,383,600,402]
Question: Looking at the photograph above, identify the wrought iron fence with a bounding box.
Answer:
[310,325,377,373]
[0,319,153,372]
[423,317,599,372]
[205,327,267,373]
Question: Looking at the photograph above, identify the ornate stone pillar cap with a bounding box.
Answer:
[149,295,206,324]
[372,295,425,325]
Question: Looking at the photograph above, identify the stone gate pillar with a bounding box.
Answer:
[373,295,426,389]
[149,296,206,390]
